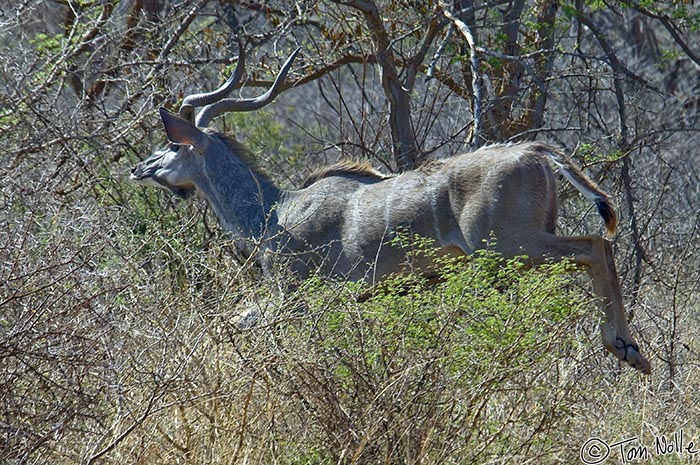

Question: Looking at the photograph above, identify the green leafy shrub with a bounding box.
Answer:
[229,247,590,464]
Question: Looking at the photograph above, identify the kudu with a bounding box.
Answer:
[130,48,650,374]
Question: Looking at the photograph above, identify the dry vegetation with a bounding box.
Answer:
[2,1,700,464]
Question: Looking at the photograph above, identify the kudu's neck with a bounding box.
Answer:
[197,135,281,241]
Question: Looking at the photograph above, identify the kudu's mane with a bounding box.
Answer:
[212,130,388,189]
[212,132,388,189]
[208,130,269,172]
[207,130,249,155]
[302,160,389,188]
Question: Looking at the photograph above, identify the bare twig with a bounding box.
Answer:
[575,13,652,89]
[442,4,482,148]
[330,0,421,171]
[631,2,700,68]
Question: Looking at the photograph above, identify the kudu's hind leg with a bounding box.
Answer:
[508,233,651,374]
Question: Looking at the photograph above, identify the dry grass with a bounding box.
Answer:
[2,192,699,464]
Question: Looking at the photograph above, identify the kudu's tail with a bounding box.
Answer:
[532,143,618,238]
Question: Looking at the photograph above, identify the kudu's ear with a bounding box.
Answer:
[159,108,208,148]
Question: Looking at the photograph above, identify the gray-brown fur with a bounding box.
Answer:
[302,160,389,188]
[130,51,650,375]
